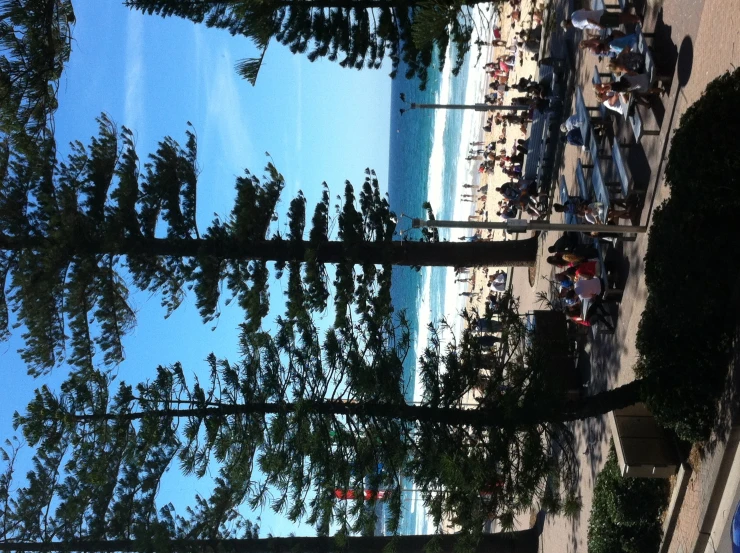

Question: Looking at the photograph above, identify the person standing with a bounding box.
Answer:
[561,9,640,31]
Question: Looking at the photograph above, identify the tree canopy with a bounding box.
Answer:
[13,291,594,539]
[0,0,75,153]
[124,0,494,89]
[0,116,536,376]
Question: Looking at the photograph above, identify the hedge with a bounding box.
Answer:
[588,446,668,553]
[636,68,740,442]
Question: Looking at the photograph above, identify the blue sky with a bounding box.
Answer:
[1,0,392,537]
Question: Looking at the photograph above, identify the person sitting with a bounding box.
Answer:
[594,77,665,107]
[580,33,638,58]
[564,260,598,279]
[566,301,615,331]
[553,197,589,218]
[584,201,634,224]
[496,183,523,202]
[564,127,585,147]
[573,271,602,300]
[595,87,625,114]
[489,271,507,292]
[555,271,575,290]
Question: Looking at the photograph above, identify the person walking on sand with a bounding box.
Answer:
[561,9,640,32]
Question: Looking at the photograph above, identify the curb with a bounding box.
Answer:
[697,425,740,553]
[659,462,693,553]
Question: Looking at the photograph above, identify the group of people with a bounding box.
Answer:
[552,194,637,224]
[565,8,665,114]
[546,235,618,331]
[495,175,546,219]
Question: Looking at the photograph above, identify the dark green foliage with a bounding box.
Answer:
[125,0,491,90]
[587,445,668,553]
[12,290,584,538]
[0,0,74,153]
[409,294,579,535]
[1,116,397,375]
[636,68,740,442]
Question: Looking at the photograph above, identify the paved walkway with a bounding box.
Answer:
[507,0,740,550]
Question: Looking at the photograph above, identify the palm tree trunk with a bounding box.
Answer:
[0,234,539,268]
[0,528,539,553]
[125,0,494,12]
[73,381,644,427]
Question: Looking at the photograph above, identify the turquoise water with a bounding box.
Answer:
[387,42,475,535]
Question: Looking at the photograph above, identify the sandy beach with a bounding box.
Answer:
[434,0,547,535]
[460,0,545,320]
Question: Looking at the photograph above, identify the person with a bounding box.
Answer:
[549,232,580,254]
[579,33,638,58]
[498,203,518,220]
[565,127,584,146]
[610,49,645,74]
[567,260,598,279]
[595,87,626,115]
[489,271,507,292]
[555,272,575,290]
[566,300,615,331]
[561,9,640,32]
[512,76,540,94]
[574,273,602,300]
[579,37,611,56]
[584,201,633,224]
[595,77,665,104]
[546,254,571,268]
[553,197,589,218]
[560,114,581,134]
[476,318,503,333]
[496,183,523,202]
[549,239,599,260]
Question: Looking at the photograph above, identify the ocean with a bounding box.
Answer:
[386,16,496,535]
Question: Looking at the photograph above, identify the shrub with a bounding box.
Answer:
[636,68,740,441]
[588,446,668,553]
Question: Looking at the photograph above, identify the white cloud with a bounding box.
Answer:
[201,47,254,173]
[294,55,302,153]
[124,11,145,134]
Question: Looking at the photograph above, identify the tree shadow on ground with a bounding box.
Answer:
[703,326,740,456]
[583,415,608,484]
[625,145,652,196]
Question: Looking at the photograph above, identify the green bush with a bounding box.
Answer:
[636,68,740,441]
[588,446,668,553]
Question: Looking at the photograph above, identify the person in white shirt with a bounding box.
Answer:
[574,277,602,300]
[561,9,640,31]
[560,114,581,133]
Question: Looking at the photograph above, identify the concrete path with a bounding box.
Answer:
[507,0,740,550]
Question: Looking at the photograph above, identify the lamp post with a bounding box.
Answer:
[397,93,531,114]
[407,103,529,112]
[411,217,647,234]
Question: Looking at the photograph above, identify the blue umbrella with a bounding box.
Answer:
[732,500,740,553]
